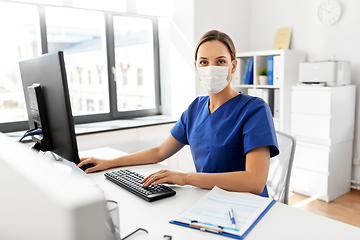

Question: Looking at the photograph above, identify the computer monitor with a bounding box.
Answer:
[19,51,86,168]
[0,133,115,240]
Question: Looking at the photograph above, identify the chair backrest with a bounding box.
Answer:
[266,131,296,204]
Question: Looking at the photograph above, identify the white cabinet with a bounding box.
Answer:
[232,50,305,134]
[290,85,356,202]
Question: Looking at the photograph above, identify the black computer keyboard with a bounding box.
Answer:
[104,169,176,202]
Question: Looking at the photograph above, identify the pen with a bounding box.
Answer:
[229,208,236,229]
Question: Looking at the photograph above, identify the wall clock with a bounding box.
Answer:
[318,0,342,25]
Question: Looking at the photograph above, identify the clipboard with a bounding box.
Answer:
[169,186,276,239]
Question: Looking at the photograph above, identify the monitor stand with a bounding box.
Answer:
[30,142,42,152]
[30,142,61,162]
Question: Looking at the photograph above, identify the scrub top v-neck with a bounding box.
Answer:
[171,93,279,197]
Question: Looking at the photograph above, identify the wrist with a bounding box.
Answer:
[109,157,122,168]
[184,172,193,185]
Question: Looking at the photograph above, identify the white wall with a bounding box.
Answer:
[248,0,360,187]
[194,0,251,96]
[158,0,197,118]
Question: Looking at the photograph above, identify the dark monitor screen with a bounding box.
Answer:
[19,51,80,165]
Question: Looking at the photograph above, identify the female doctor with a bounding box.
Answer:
[78,30,279,197]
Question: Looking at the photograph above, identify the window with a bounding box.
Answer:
[77,68,83,84]
[113,16,157,112]
[99,99,104,111]
[0,2,41,126]
[45,7,109,116]
[137,68,143,86]
[88,70,92,84]
[97,66,103,85]
[86,99,94,111]
[69,71,73,84]
[0,2,161,133]
[122,69,128,86]
[78,98,82,111]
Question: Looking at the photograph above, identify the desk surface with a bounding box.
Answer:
[81,147,360,240]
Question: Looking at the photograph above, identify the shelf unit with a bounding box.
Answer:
[232,50,306,134]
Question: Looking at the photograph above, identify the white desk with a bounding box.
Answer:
[81,148,360,240]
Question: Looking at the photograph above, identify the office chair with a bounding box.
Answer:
[266,131,296,204]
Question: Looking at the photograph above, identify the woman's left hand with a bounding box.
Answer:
[141,170,187,188]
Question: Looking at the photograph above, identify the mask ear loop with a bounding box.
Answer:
[228,60,234,82]
[229,60,234,68]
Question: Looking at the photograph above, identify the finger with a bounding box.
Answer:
[141,173,153,184]
[77,159,93,168]
[152,172,172,185]
[142,174,161,187]
[142,172,168,187]
[151,171,184,186]
[141,170,170,187]
[141,170,162,183]
[84,165,98,173]
[76,159,86,167]
[141,175,157,187]
[79,157,90,162]
[152,177,169,186]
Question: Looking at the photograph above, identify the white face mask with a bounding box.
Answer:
[197,61,233,93]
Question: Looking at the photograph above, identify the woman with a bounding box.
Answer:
[78,30,279,197]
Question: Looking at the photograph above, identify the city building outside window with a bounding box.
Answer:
[87,99,94,111]
[88,70,91,84]
[97,66,103,85]
[137,68,143,86]
[99,99,104,111]
[69,71,73,84]
[79,98,82,112]
[77,67,83,84]
[122,68,128,86]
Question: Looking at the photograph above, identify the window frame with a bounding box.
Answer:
[0,3,162,133]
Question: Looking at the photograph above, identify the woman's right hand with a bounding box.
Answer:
[77,157,113,173]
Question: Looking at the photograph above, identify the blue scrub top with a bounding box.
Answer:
[171,93,279,197]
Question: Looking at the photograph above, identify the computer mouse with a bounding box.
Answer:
[79,163,95,172]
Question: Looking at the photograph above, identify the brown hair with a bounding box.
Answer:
[194,30,236,61]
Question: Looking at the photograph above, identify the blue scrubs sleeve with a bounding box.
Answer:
[243,98,279,158]
[171,110,189,145]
